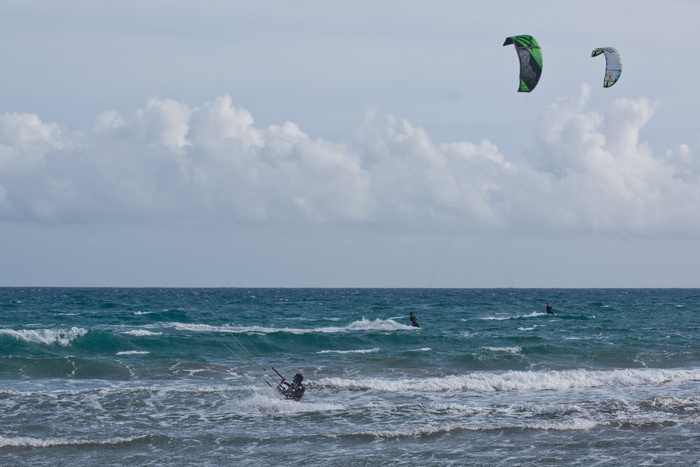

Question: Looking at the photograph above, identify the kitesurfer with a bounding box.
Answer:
[409,312,420,327]
[546,302,553,314]
[278,373,306,401]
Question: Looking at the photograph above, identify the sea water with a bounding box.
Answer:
[0,288,698,466]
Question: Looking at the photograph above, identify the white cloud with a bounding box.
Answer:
[528,86,700,235]
[134,97,192,152]
[0,89,699,238]
[0,112,67,166]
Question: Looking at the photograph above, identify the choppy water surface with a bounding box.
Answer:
[0,288,698,465]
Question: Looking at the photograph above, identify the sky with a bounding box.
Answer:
[1,1,700,288]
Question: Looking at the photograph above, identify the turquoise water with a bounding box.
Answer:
[0,288,698,465]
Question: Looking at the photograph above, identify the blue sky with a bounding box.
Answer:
[1,1,700,287]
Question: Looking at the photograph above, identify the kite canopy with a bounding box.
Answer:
[503,35,543,92]
[591,47,622,88]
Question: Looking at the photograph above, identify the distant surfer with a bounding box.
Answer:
[546,302,553,314]
[278,373,306,401]
[409,312,420,327]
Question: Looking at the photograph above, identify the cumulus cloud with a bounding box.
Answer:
[529,85,699,234]
[0,88,699,236]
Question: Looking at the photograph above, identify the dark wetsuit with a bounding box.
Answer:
[409,313,420,327]
[278,380,305,401]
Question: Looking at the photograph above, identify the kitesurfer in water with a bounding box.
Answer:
[278,373,306,401]
[546,302,553,314]
[409,312,420,327]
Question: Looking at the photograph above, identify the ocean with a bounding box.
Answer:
[0,288,698,466]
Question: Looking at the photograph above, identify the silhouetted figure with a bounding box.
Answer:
[278,373,306,401]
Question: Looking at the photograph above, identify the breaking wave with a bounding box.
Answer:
[169,317,413,335]
[0,327,87,346]
[318,368,700,393]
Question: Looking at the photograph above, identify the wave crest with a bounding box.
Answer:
[318,368,700,393]
[169,317,412,335]
[0,434,149,448]
[0,327,87,346]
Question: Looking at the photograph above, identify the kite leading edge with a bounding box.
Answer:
[503,35,543,92]
[591,47,622,88]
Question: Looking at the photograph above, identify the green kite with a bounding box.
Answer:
[503,35,543,92]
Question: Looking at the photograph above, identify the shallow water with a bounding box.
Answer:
[0,288,698,465]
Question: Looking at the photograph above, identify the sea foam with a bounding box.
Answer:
[169,317,413,335]
[121,329,162,336]
[0,434,148,448]
[0,327,87,346]
[318,368,700,393]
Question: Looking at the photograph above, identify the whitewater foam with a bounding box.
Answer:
[319,368,700,393]
[0,434,148,448]
[355,417,598,439]
[318,348,380,354]
[484,346,522,354]
[121,329,162,336]
[0,327,87,346]
[481,312,547,321]
[169,317,413,335]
